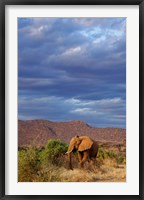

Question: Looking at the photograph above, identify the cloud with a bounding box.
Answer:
[71,108,97,115]
[19,96,125,128]
[61,46,82,56]
[18,17,126,128]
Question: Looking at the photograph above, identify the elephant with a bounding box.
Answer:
[66,135,99,170]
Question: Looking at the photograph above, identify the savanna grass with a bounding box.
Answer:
[18,139,125,182]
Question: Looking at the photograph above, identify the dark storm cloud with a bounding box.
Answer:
[18,17,126,128]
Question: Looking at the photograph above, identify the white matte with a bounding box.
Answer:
[5,5,139,195]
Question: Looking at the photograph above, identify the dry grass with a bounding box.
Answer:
[18,139,126,182]
[59,157,126,182]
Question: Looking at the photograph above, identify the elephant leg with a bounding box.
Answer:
[68,153,73,170]
[89,158,96,168]
[78,151,83,163]
[80,151,88,168]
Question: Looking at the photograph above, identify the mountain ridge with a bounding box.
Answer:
[18,119,126,147]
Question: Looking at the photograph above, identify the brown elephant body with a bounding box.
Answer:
[66,136,99,169]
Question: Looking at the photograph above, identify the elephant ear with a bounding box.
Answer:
[78,137,93,151]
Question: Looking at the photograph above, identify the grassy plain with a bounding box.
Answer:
[18,139,126,182]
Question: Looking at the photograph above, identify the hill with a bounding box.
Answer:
[18,119,126,147]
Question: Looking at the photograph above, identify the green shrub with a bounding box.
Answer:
[39,139,68,165]
[107,150,116,158]
[97,148,110,159]
[116,155,126,164]
[18,139,68,182]
[98,148,114,159]
[18,148,40,182]
[97,147,126,165]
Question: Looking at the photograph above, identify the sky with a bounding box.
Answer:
[18,17,126,128]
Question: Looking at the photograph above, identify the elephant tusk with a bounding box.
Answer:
[65,151,72,154]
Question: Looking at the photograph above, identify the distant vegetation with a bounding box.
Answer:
[97,147,126,164]
[18,139,126,182]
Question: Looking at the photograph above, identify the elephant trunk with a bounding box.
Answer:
[66,143,75,170]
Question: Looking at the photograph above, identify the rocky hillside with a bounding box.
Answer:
[18,120,126,147]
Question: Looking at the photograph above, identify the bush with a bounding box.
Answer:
[107,150,116,158]
[98,147,116,159]
[97,147,125,164]
[39,139,68,165]
[18,139,68,181]
[116,155,126,164]
[18,148,40,182]
[97,148,111,159]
